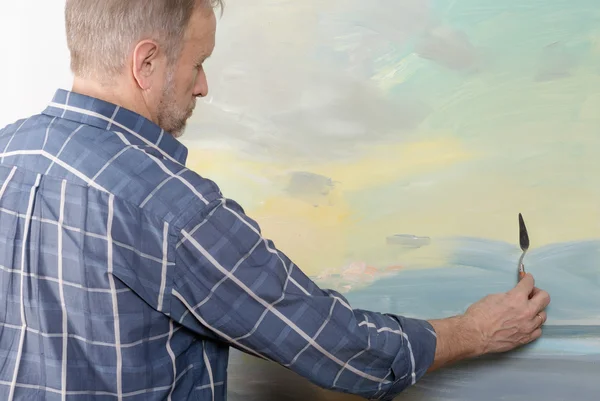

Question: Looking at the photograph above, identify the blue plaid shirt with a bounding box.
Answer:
[0,89,437,400]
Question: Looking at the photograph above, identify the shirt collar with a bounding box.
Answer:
[42,89,188,165]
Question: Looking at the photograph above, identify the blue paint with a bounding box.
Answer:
[334,237,600,356]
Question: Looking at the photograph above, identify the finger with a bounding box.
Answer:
[529,286,541,300]
[529,289,551,314]
[536,311,547,326]
[528,311,547,331]
[529,327,543,342]
[509,273,534,296]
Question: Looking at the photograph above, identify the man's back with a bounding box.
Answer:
[0,89,229,400]
[0,89,439,401]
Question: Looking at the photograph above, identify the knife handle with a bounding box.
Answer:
[518,262,526,281]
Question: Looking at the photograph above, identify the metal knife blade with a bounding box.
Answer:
[518,213,529,280]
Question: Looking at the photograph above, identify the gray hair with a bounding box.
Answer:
[65,0,223,80]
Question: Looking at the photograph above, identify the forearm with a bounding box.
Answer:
[426,315,483,372]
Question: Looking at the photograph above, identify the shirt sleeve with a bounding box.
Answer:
[170,197,437,400]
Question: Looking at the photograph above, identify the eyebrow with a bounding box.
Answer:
[197,55,211,66]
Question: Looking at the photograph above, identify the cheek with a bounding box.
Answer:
[173,77,195,107]
[171,71,195,96]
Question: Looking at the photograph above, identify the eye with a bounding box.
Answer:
[195,55,210,70]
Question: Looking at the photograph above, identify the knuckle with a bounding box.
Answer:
[527,321,538,332]
[539,290,551,303]
[524,307,537,319]
[508,295,524,308]
[520,334,532,345]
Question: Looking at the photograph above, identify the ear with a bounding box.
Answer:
[131,40,162,90]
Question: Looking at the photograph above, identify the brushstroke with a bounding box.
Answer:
[285,171,335,203]
[314,261,404,293]
[535,41,578,81]
[415,26,479,71]
[386,234,431,248]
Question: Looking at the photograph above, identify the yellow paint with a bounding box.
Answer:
[184,112,600,276]
[188,136,473,191]
[250,196,352,274]
[319,137,473,190]
[184,136,473,275]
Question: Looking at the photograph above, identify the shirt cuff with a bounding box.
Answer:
[381,316,437,400]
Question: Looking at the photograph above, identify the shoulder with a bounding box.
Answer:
[0,114,52,141]
[0,113,122,155]
[0,113,231,232]
[127,156,226,229]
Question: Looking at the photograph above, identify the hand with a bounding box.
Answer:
[463,273,550,355]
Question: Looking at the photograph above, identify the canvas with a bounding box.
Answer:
[178,0,600,400]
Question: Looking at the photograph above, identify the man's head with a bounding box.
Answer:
[65,0,222,137]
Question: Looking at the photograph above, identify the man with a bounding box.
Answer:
[0,0,550,400]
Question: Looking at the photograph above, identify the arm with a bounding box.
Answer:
[169,196,551,399]
[170,197,437,400]
[426,316,481,372]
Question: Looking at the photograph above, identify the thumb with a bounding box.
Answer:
[510,273,534,296]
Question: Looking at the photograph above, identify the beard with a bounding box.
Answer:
[156,70,196,138]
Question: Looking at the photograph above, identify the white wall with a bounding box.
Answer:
[0,1,73,127]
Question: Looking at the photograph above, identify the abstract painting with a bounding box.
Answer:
[180,0,600,399]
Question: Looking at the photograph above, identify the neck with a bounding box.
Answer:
[71,76,155,123]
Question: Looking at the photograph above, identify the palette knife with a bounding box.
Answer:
[517,213,529,281]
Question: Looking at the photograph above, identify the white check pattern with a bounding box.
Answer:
[0,89,436,400]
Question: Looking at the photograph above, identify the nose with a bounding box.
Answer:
[193,67,209,98]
